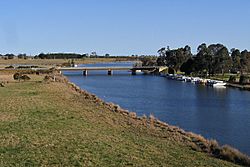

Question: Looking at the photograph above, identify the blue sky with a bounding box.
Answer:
[0,0,250,55]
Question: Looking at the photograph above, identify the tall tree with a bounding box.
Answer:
[231,49,241,73]
[156,45,192,71]
[180,58,196,75]
[213,46,232,74]
[240,50,250,73]
[194,43,230,75]
[194,43,210,75]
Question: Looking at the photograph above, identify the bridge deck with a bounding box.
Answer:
[58,66,162,71]
[0,66,167,73]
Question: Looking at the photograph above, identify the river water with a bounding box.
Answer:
[64,62,250,155]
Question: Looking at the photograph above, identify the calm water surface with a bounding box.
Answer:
[64,62,250,155]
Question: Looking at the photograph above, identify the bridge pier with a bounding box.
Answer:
[131,69,136,75]
[108,69,113,75]
[83,70,88,76]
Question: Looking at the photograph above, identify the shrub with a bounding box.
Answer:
[239,75,250,85]
[20,75,31,81]
[43,75,55,82]
[218,145,250,166]
[208,140,220,156]
[5,65,14,69]
[128,112,137,118]
[228,76,236,83]
[13,73,31,81]
[149,114,156,128]
[13,73,21,80]
[187,135,250,166]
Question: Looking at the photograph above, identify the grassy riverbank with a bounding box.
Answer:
[1,73,249,166]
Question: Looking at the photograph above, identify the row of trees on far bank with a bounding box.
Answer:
[0,54,28,59]
[0,52,108,59]
[152,43,250,75]
[0,52,137,60]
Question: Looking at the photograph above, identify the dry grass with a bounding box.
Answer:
[0,57,135,68]
[0,74,13,82]
[186,132,250,166]
[0,112,18,122]
[0,73,45,83]
[215,145,250,166]
[0,74,245,166]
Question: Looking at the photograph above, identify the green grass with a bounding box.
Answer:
[208,74,239,82]
[0,81,239,166]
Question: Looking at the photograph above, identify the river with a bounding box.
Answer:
[64,62,250,155]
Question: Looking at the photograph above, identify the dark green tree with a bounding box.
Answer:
[240,50,250,73]
[213,46,232,75]
[156,45,192,71]
[194,43,210,75]
[194,43,230,75]
[231,49,241,73]
[140,56,157,66]
[180,58,196,75]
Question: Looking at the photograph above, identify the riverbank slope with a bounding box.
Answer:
[0,74,248,166]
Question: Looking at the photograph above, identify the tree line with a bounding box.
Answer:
[150,43,250,75]
[0,53,94,59]
[35,53,86,59]
[0,52,136,59]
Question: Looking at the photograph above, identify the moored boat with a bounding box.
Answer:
[213,81,227,87]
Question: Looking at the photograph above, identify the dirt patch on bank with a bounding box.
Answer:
[0,112,18,122]
[0,74,14,82]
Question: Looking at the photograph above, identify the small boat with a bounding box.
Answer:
[176,75,185,81]
[213,81,227,87]
[206,80,216,86]
[192,77,203,84]
[165,74,173,79]
[185,77,192,82]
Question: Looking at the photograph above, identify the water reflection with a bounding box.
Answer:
[193,86,231,144]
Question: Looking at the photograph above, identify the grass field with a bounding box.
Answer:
[0,73,242,166]
[0,57,136,68]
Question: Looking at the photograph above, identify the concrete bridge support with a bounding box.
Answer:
[83,70,88,76]
[108,69,113,75]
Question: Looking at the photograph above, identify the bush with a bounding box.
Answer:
[5,65,14,69]
[218,145,250,166]
[239,75,250,85]
[187,134,250,166]
[13,73,21,80]
[20,75,31,81]
[13,73,31,81]
[228,76,236,83]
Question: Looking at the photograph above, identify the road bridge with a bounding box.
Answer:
[0,66,168,76]
[58,66,168,76]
